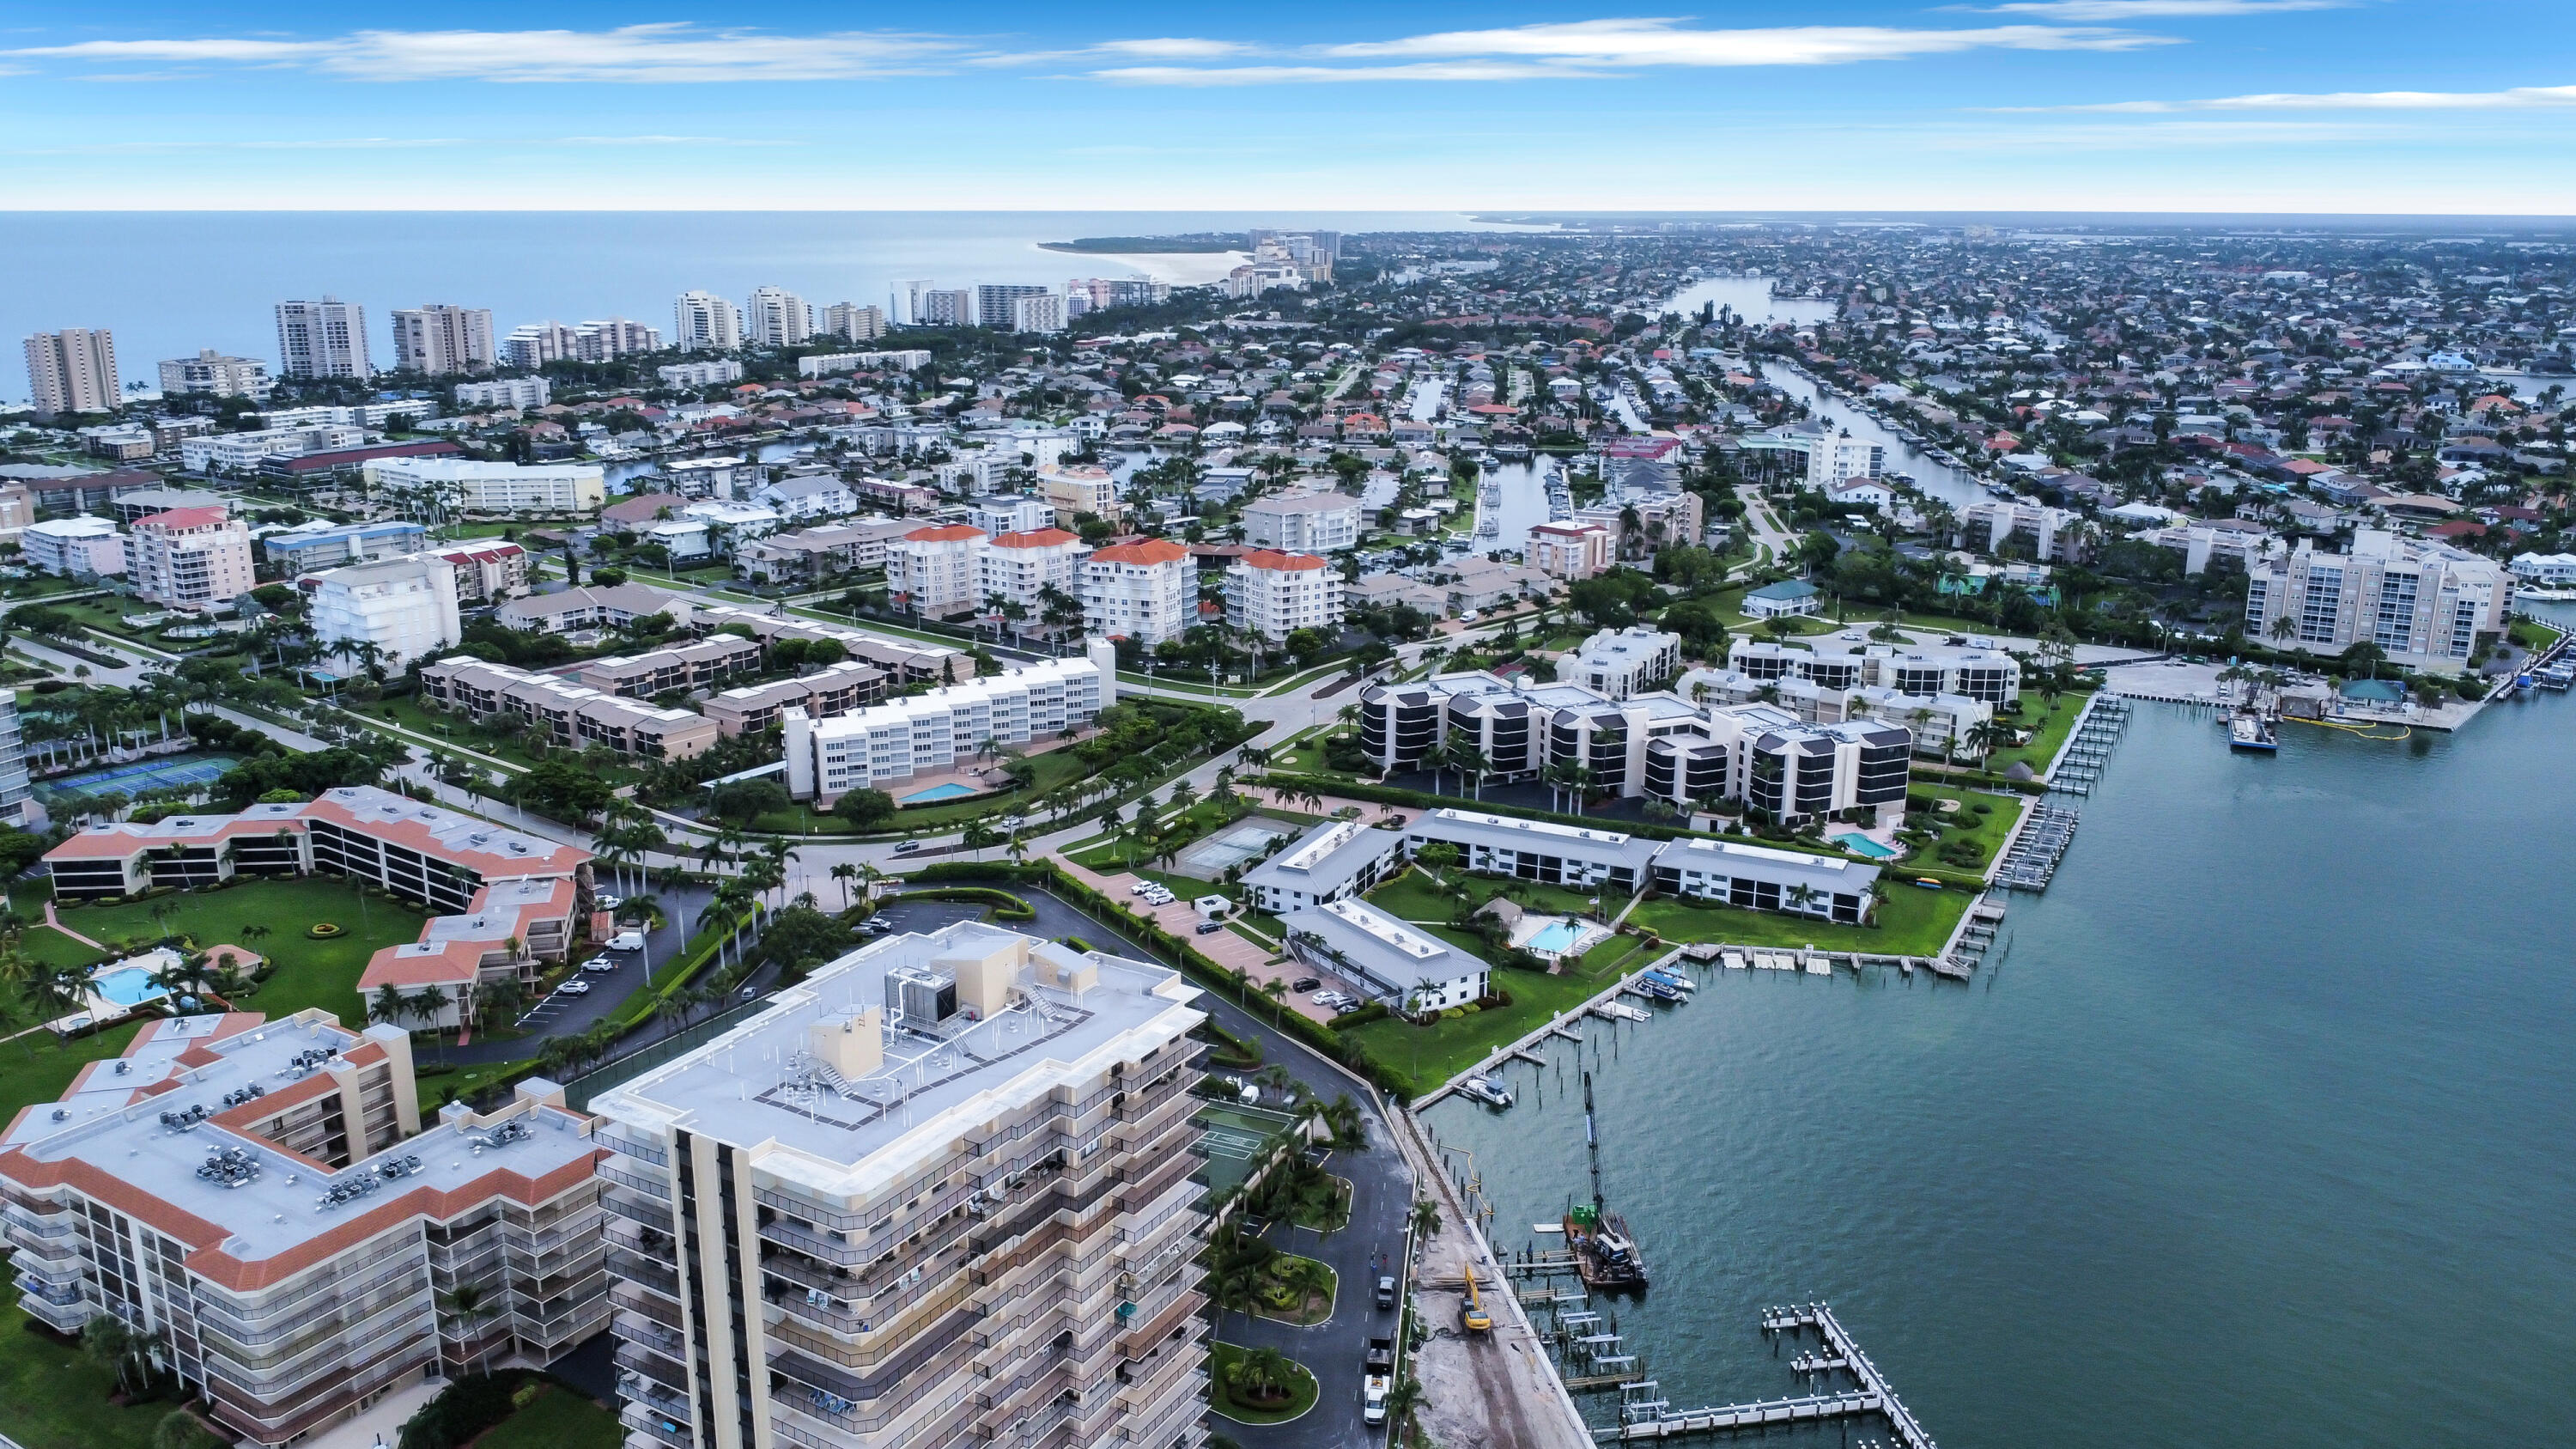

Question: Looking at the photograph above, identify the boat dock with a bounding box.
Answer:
[2045,692,2132,795]
[1601,1303,1935,1446]
[1994,803,2079,891]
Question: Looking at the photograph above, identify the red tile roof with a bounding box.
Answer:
[904,524,987,543]
[990,528,1083,549]
[1238,549,1327,572]
[135,507,231,530]
[1090,539,1191,565]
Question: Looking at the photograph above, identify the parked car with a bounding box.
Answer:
[581,959,617,974]
[1291,977,1321,993]
[1194,921,1225,935]
[557,979,592,996]
[595,894,623,912]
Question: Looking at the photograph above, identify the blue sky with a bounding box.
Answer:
[3,2,2570,212]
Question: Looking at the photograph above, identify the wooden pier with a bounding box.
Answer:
[1600,1302,1935,1448]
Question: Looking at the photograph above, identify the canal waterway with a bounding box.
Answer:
[1423,687,2576,1447]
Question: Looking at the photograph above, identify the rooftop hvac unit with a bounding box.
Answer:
[888,965,957,1026]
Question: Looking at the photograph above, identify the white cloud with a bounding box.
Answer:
[1323,17,2171,66]
[7,24,964,82]
[1999,83,2576,112]
[1096,60,1610,86]
[1977,0,2343,17]
[1090,38,1254,58]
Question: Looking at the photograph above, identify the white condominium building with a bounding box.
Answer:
[21,516,126,578]
[1569,625,1682,700]
[390,303,495,375]
[674,290,745,351]
[888,523,988,618]
[1957,501,2093,564]
[585,919,1207,1449]
[1079,538,1197,645]
[658,359,744,388]
[455,376,550,411]
[746,285,813,347]
[1224,550,1344,642]
[304,553,463,669]
[1037,464,1121,521]
[1010,292,1066,334]
[1528,521,1614,581]
[980,527,1091,615]
[275,296,372,378]
[158,348,271,399]
[0,1016,607,1449]
[2245,529,2510,667]
[125,506,255,611]
[361,457,606,514]
[23,328,118,417]
[179,424,362,475]
[818,302,886,341]
[785,643,1116,801]
[1242,491,1364,552]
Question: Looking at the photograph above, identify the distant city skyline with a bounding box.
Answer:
[3,2,2570,211]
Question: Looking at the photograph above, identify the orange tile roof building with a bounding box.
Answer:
[125,505,257,612]
[0,1011,607,1447]
[1222,550,1343,642]
[1078,538,1197,646]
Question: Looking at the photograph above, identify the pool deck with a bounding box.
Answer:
[888,762,1011,807]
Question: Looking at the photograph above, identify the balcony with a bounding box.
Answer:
[617,1402,691,1449]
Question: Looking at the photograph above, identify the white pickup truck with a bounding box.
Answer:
[1361,1336,1394,1425]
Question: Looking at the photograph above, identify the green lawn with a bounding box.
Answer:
[1208,1343,1321,1425]
[53,877,428,1022]
[1340,953,1631,1099]
[1626,880,1971,957]
[474,1385,623,1449]
[1984,689,2095,776]
[0,1304,178,1449]
[1905,785,2020,873]
[1365,868,1605,926]
[15,925,111,973]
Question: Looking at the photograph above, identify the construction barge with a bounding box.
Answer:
[1567,1070,1649,1292]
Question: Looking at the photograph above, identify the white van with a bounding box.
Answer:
[607,930,647,953]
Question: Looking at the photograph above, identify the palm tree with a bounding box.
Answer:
[830,861,859,910]
[436,1282,501,1376]
[1410,1198,1442,1239]
[82,1314,143,1397]
[1259,977,1290,1025]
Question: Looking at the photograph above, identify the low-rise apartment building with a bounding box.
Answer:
[1568,626,1681,700]
[1957,501,2094,564]
[682,604,971,687]
[263,521,431,574]
[495,583,679,635]
[1079,538,1197,645]
[573,635,765,698]
[44,786,592,916]
[783,644,1115,804]
[1406,807,1880,924]
[1725,637,2022,704]
[1240,816,1408,916]
[418,658,720,761]
[361,457,605,514]
[732,519,920,584]
[701,661,890,737]
[0,1014,606,1448]
[1224,551,1342,642]
[1037,464,1121,521]
[181,424,368,476]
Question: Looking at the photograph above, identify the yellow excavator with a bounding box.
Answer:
[1461,1264,1492,1334]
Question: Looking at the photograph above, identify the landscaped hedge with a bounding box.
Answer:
[896,886,1036,921]
[398,1373,546,1449]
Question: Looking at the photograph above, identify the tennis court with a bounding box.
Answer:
[1197,1101,1302,1196]
[35,752,238,802]
[1177,819,1296,878]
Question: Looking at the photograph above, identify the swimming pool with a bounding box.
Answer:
[92,967,168,1008]
[1526,921,1589,953]
[1832,832,1900,860]
[901,782,980,803]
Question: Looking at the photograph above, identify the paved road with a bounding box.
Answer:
[865,885,1417,1449]
[435,880,720,1066]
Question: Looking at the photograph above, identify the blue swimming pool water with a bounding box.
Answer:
[93,967,167,1008]
[1527,921,1588,953]
[902,782,979,803]
[1832,832,1900,860]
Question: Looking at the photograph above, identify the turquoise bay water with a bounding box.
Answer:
[1426,688,2576,1446]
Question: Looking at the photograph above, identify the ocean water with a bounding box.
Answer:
[0,210,1533,398]
[1424,685,2576,1447]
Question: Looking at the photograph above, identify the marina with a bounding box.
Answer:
[1601,1304,1935,1447]
[2044,691,2133,795]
